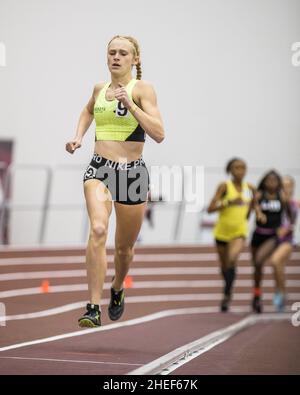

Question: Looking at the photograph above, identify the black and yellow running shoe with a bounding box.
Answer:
[78,303,101,328]
[108,287,125,321]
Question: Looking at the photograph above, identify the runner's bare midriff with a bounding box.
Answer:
[94,140,144,162]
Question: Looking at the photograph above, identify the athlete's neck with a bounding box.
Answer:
[110,75,133,89]
[265,190,278,199]
[232,178,242,187]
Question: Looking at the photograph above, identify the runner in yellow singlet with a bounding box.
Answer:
[65,35,165,327]
[207,158,265,312]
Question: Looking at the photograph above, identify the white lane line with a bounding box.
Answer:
[0,270,87,281]
[1,266,300,281]
[0,256,85,266]
[0,254,214,266]
[0,245,87,252]
[1,278,300,299]
[162,313,293,375]
[0,356,142,366]
[0,293,298,323]
[0,252,299,266]
[0,243,216,252]
[1,301,86,321]
[127,313,291,375]
[0,307,247,352]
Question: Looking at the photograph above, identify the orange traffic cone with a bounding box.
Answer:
[41,280,50,293]
[124,275,133,289]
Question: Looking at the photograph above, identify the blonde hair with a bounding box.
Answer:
[108,35,142,80]
[283,175,295,186]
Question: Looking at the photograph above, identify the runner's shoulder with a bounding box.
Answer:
[93,81,106,97]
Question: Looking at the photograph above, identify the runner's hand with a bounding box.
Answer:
[65,138,82,154]
[114,83,132,108]
[256,212,267,224]
[228,197,244,206]
[277,226,292,238]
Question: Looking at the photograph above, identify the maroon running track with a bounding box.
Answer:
[0,245,299,375]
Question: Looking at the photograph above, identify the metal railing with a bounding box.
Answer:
[0,163,186,245]
[0,164,52,244]
[0,163,299,246]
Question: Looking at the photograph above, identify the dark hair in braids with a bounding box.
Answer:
[257,170,283,193]
[108,35,142,80]
[258,170,293,221]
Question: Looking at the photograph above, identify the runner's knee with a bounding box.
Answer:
[90,222,108,241]
[115,245,134,260]
[269,257,280,268]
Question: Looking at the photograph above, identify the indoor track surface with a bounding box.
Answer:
[0,245,299,375]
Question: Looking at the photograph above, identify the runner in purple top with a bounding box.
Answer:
[250,170,292,313]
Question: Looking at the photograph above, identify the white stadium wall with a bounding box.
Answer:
[0,0,299,245]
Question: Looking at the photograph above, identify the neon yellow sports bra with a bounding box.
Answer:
[94,78,146,142]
